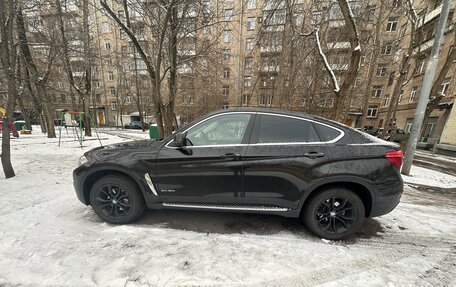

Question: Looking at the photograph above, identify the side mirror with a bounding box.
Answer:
[173,132,185,148]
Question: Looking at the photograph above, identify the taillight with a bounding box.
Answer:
[386,150,403,168]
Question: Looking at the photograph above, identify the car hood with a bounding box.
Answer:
[85,140,162,163]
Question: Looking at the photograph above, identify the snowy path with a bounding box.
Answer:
[0,130,455,286]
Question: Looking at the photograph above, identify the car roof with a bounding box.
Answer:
[209,108,316,120]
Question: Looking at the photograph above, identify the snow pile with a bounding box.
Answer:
[402,165,456,189]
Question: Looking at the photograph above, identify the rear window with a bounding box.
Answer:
[314,122,342,142]
[257,115,321,143]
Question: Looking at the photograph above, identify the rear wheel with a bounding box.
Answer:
[89,175,145,224]
[303,188,365,240]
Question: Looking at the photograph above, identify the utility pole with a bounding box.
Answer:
[402,0,451,175]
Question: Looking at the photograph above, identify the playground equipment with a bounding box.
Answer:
[58,111,102,148]
[0,107,19,138]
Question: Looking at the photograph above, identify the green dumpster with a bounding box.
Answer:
[14,120,26,131]
[149,124,159,140]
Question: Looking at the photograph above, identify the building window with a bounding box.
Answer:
[246,38,254,50]
[120,29,126,40]
[247,17,256,30]
[104,41,111,50]
[108,71,114,81]
[224,9,233,21]
[222,102,229,109]
[312,11,322,25]
[247,0,256,10]
[95,94,101,103]
[382,94,390,107]
[400,24,407,37]
[102,22,110,33]
[183,95,194,104]
[398,90,404,104]
[121,45,128,53]
[203,25,210,34]
[405,118,413,133]
[354,77,361,88]
[125,96,131,103]
[386,17,399,32]
[365,5,376,21]
[388,72,395,86]
[242,94,250,105]
[223,68,230,78]
[367,105,378,118]
[110,87,116,95]
[392,0,401,7]
[245,57,253,69]
[381,42,392,55]
[267,95,274,106]
[259,95,266,105]
[409,87,417,102]
[111,102,117,110]
[376,64,387,76]
[224,30,231,43]
[223,49,231,60]
[414,57,426,75]
[223,85,229,96]
[438,78,451,96]
[244,76,252,87]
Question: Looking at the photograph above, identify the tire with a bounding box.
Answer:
[89,175,146,224]
[302,188,365,240]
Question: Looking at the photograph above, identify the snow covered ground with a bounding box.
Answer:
[0,128,455,286]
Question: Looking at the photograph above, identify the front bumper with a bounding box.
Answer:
[73,166,89,205]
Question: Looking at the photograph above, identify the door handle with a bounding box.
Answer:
[220,153,242,159]
[303,152,325,159]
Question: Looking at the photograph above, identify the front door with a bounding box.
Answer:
[156,112,254,204]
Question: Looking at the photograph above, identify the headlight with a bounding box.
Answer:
[78,155,88,166]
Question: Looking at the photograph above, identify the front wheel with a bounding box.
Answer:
[89,175,146,224]
[303,188,365,240]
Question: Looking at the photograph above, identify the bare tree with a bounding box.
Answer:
[0,0,17,178]
[16,5,57,138]
[311,0,362,122]
[380,0,418,138]
[56,0,92,136]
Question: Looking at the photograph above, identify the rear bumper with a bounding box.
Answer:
[370,177,403,217]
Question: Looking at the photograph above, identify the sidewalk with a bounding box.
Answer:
[413,150,456,177]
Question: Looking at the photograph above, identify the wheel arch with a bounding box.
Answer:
[82,168,149,205]
[300,179,374,218]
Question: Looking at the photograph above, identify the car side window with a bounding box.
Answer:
[257,115,321,143]
[314,122,342,142]
[185,114,251,146]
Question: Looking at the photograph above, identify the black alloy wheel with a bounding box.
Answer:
[303,188,365,240]
[90,175,145,224]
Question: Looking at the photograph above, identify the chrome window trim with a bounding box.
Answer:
[255,112,345,144]
[165,111,345,149]
[165,111,254,149]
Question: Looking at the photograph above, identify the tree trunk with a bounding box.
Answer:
[0,0,17,178]
[380,2,418,139]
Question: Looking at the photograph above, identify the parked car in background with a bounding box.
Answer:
[366,127,407,143]
[74,108,404,240]
[124,121,149,130]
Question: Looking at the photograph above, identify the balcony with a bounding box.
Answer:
[327,42,350,49]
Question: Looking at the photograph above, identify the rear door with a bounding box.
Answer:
[243,113,339,210]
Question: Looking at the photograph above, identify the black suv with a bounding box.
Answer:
[74,109,403,240]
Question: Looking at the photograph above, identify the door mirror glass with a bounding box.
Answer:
[173,132,185,147]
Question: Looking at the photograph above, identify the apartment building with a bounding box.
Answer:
[1,0,454,153]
